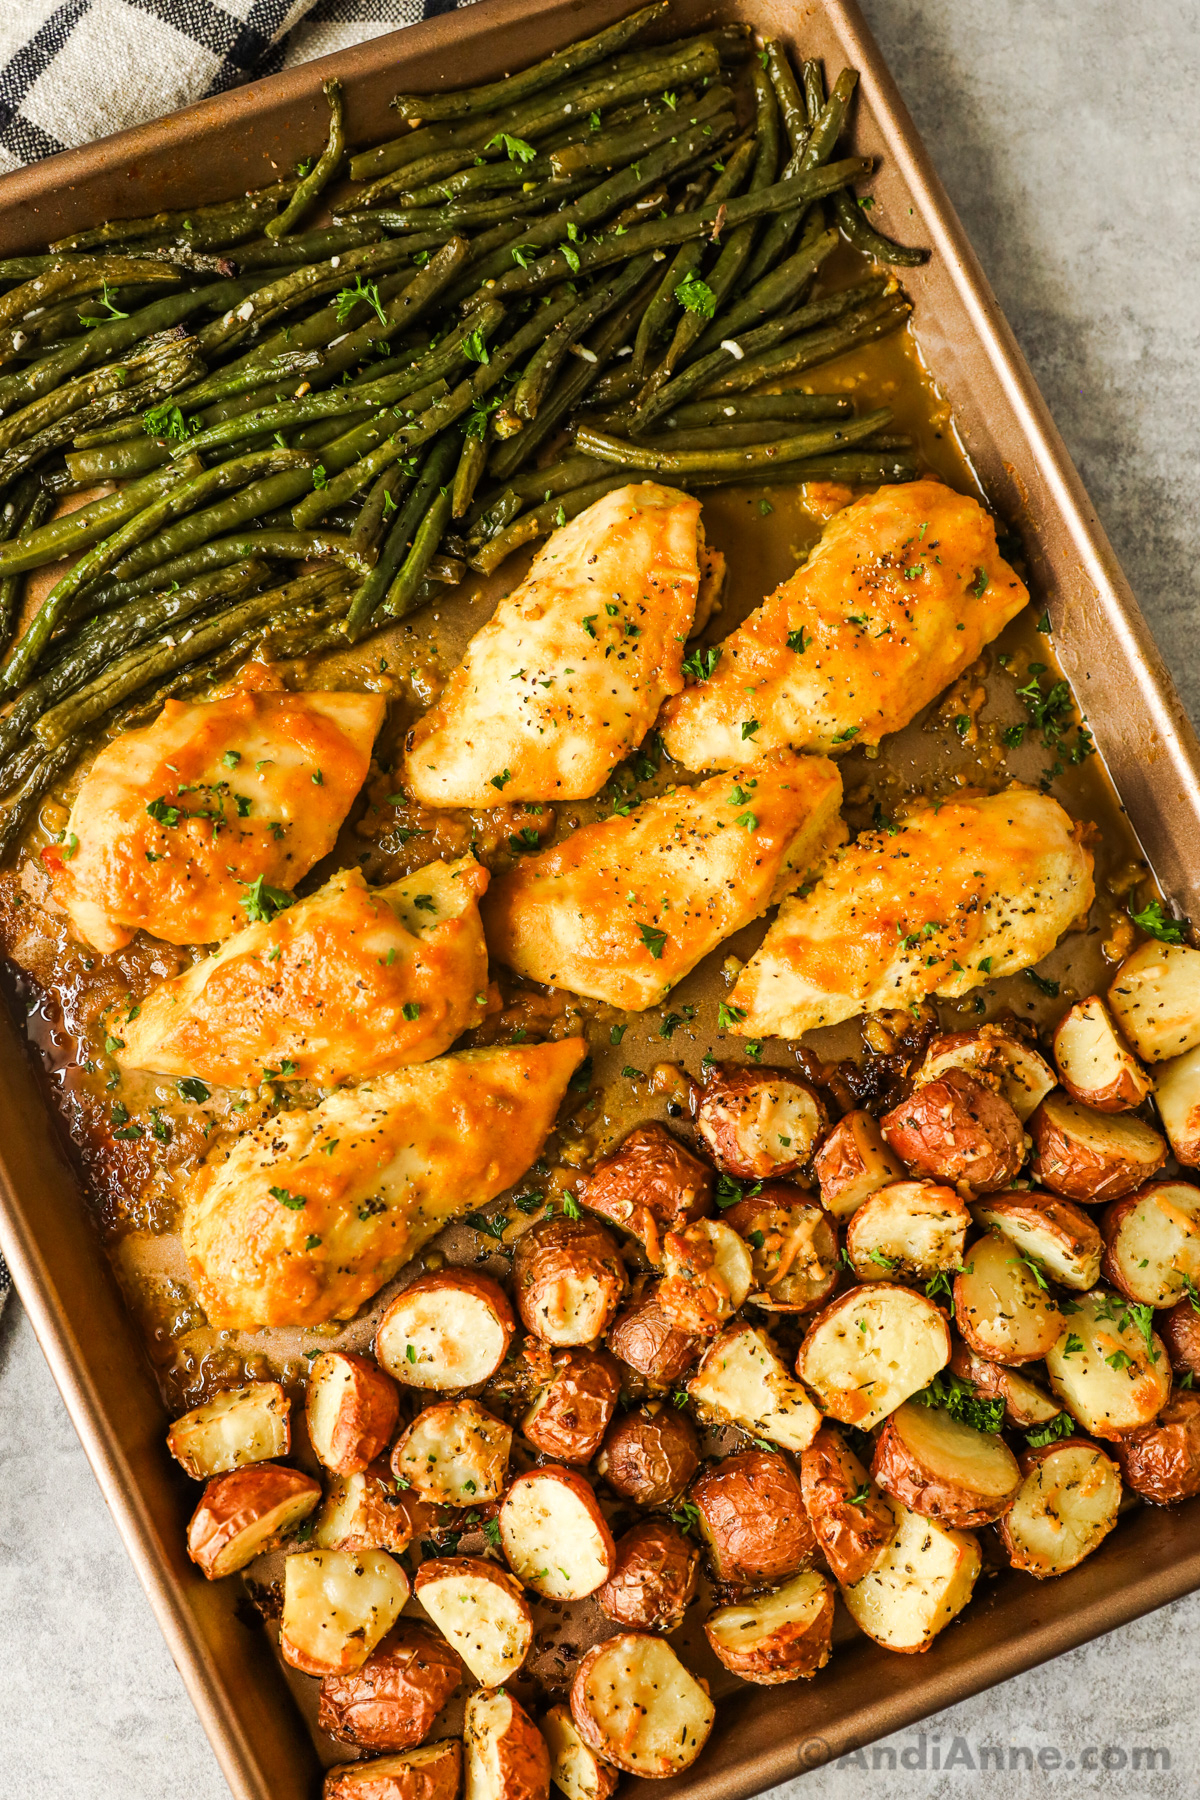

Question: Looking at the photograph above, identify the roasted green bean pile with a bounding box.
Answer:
[0,2,926,859]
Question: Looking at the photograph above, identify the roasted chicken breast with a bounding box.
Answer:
[730,785,1094,1039]
[116,858,490,1087]
[49,680,384,953]
[482,750,845,1010]
[658,480,1028,770]
[404,482,704,806]
[182,1039,586,1328]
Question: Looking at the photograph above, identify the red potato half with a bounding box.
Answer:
[307,1352,401,1476]
[376,1271,516,1390]
[605,1289,702,1387]
[812,1109,905,1221]
[582,1122,712,1256]
[324,1741,462,1800]
[799,1424,896,1586]
[280,1549,410,1677]
[844,1180,969,1284]
[1160,1299,1200,1378]
[871,1399,1021,1528]
[998,1440,1122,1578]
[972,1192,1102,1291]
[695,1062,827,1181]
[391,1399,512,1506]
[721,1187,839,1313]
[1101,1180,1200,1306]
[687,1322,821,1454]
[656,1218,754,1336]
[1045,1289,1171,1438]
[839,1498,981,1653]
[1153,1043,1200,1166]
[916,1025,1057,1123]
[167,1381,289,1480]
[691,1448,815,1588]
[522,1348,622,1464]
[1028,1090,1166,1203]
[1110,1390,1200,1504]
[541,1705,618,1800]
[597,1517,699,1632]
[317,1622,463,1751]
[498,1467,615,1601]
[704,1569,835,1685]
[186,1463,320,1580]
[948,1343,1063,1430]
[953,1231,1064,1365]
[795,1284,951,1430]
[570,1634,714,1777]
[513,1216,626,1346]
[880,1069,1024,1193]
[595,1402,700,1507]
[1108,938,1200,1063]
[415,1557,534,1688]
[1052,995,1154,1112]
[314,1463,443,1555]
[464,1688,550,1800]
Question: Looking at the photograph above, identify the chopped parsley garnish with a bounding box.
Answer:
[177,1077,209,1103]
[1025,1411,1073,1448]
[240,876,294,924]
[1129,897,1187,944]
[270,1186,306,1210]
[675,272,716,317]
[636,922,668,959]
[682,643,720,681]
[334,276,386,327]
[914,1371,1004,1434]
[717,1001,746,1030]
[402,1002,421,1020]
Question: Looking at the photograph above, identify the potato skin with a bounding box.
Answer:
[870,1407,1020,1528]
[703,1573,835,1684]
[948,1343,1061,1431]
[722,1185,839,1313]
[582,1122,712,1252]
[799,1424,895,1586]
[1028,1093,1166,1202]
[597,1517,699,1630]
[1160,1300,1200,1379]
[596,1403,699,1506]
[513,1215,626,1345]
[569,1635,713,1776]
[695,1062,827,1181]
[307,1351,401,1475]
[1111,1391,1200,1504]
[186,1462,321,1579]
[376,1269,516,1388]
[324,1741,462,1800]
[691,1449,814,1587]
[465,1689,550,1800]
[812,1109,905,1219]
[523,1348,621,1464]
[606,1289,703,1386]
[318,1622,463,1751]
[881,1069,1024,1192]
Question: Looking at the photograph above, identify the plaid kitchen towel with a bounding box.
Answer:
[0,0,473,176]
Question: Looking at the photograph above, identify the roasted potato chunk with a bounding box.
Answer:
[953,1231,1064,1365]
[1101,1181,1200,1306]
[1160,1298,1200,1379]
[704,1569,834,1685]
[317,1622,463,1751]
[597,1518,699,1631]
[880,1069,1024,1193]
[414,1557,534,1688]
[186,1463,320,1580]
[998,1440,1121,1578]
[513,1216,626,1346]
[498,1467,615,1601]
[656,1218,753,1335]
[812,1109,905,1221]
[695,1062,827,1180]
[541,1705,618,1800]
[324,1740,462,1800]
[391,1399,512,1505]
[916,1024,1056,1122]
[582,1123,712,1255]
[839,1498,981,1653]
[1110,1390,1200,1504]
[972,1192,1102,1290]
[605,1289,703,1386]
[280,1549,410,1677]
[522,1348,621,1464]
[1108,938,1200,1063]
[314,1463,442,1555]
[687,1323,821,1454]
[570,1635,714,1777]
[1153,1043,1200,1166]
[464,1687,550,1800]
[1052,995,1153,1112]
[947,1343,1063,1431]
[871,1399,1021,1528]
[307,1352,400,1476]
[691,1448,814,1587]
[376,1271,516,1390]
[799,1424,896,1586]
[845,1180,969,1284]
[1045,1289,1171,1438]
[796,1284,951,1429]
[595,1402,700,1506]
[167,1381,290,1480]
[1028,1089,1166,1203]
[722,1186,838,1312]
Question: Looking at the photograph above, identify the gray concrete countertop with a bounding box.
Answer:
[2,1,1199,1795]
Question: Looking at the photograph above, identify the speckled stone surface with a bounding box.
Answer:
[2,2,1199,1795]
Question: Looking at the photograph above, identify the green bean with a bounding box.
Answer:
[464,489,524,551]
[344,179,597,235]
[691,224,839,356]
[631,153,747,384]
[0,343,180,454]
[512,260,665,423]
[575,409,890,475]
[80,532,342,611]
[379,486,454,623]
[106,467,321,590]
[452,430,490,518]
[176,358,467,460]
[390,3,667,120]
[0,734,81,862]
[49,183,297,255]
[766,43,809,154]
[683,451,919,488]
[803,61,826,125]
[174,351,324,412]
[700,294,911,395]
[387,158,548,211]
[383,100,636,205]
[658,393,853,428]
[290,377,448,452]
[829,189,928,265]
[549,85,731,181]
[482,453,616,511]
[630,418,868,452]
[233,221,388,270]
[471,474,638,575]
[74,417,153,449]
[351,462,411,556]
[737,68,857,293]
[344,433,457,638]
[350,117,485,185]
[0,257,181,333]
[0,459,199,577]
[0,478,51,653]
[266,81,346,240]
[195,240,412,360]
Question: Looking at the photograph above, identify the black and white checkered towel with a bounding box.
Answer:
[0,0,473,1312]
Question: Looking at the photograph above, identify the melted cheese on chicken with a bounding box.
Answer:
[116,858,490,1087]
[50,682,384,952]
[182,1039,586,1328]
[658,480,1028,770]
[482,750,845,1010]
[405,482,703,806]
[730,786,1094,1039]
